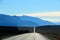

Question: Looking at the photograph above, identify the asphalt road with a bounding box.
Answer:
[3,33,51,40]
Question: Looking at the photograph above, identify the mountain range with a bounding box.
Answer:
[0,14,54,27]
[55,22,60,25]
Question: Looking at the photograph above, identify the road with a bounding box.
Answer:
[2,27,51,40]
[3,33,51,40]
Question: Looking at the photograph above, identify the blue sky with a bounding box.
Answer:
[0,0,60,14]
[0,0,60,22]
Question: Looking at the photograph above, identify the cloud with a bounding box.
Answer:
[9,12,60,22]
[40,17,60,22]
[21,12,60,16]
[10,12,60,16]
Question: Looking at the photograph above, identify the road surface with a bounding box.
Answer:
[3,33,51,40]
[3,27,51,40]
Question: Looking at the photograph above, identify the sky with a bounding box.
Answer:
[0,0,60,22]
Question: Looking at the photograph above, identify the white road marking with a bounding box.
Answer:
[34,26,35,33]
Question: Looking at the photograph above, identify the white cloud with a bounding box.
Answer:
[9,12,60,22]
[21,12,60,16]
[40,17,60,22]
[9,12,60,16]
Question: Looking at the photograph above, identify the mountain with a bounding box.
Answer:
[0,14,38,27]
[55,22,60,25]
[20,15,54,26]
[17,20,39,27]
[0,14,18,26]
[0,14,54,27]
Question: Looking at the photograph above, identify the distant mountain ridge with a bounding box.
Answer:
[20,15,54,26]
[0,14,54,27]
[55,22,60,25]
